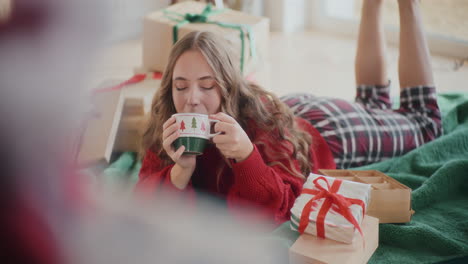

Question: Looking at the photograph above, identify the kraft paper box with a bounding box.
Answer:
[142,1,269,75]
[75,76,158,166]
[114,75,159,153]
[75,89,125,167]
[289,216,379,264]
[290,174,371,244]
[114,113,148,153]
[120,74,161,113]
[319,170,414,223]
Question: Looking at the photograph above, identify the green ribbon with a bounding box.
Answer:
[163,3,256,73]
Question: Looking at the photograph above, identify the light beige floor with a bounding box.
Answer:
[89,30,468,101]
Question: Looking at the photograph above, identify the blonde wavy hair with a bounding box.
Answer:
[141,31,312,179]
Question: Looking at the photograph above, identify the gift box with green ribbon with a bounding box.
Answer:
[142,1,269,75]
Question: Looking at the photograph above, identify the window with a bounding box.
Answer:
[309,0,468,58]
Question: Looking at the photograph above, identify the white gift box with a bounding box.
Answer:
[290,173,372,244]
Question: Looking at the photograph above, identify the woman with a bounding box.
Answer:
[136,0,441,224]
[136,29,335,224]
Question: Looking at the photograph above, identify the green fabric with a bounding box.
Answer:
[163,3,256,73]
[101,152,140,191]
[104,92,468,263]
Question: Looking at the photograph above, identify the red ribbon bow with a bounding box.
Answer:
[298,176,366,240]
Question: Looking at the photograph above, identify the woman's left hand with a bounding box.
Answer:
[210,112,254,162]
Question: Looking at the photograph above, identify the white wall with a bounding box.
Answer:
[263,0,307,32]
[107,0,168,42]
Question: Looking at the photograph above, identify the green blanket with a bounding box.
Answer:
[104,92,468,263]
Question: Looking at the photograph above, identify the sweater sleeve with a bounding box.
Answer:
[227,144,306,224]
[226,117,336,224]
[135,149,195,197]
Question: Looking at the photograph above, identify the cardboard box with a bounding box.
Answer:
[114,76,159,153]
[142,1,269,75]
[121,75,160,114]
[319,170,414,223]
[289,215,379,264]
[75,89,125,167]
[122,98,145,116]
[114,113,148,153]
[75,76,158,166]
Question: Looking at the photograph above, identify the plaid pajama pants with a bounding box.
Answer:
[281,85,442,169]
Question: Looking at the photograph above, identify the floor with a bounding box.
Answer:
[88,30,468,101]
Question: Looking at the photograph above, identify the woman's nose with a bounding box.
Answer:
[187,86,200,106]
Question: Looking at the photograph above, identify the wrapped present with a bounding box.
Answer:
[142,1,269,75]
[289,215,379,264]
[74,89,125,167]
[73,74,159,166]
[290,174,371,244]
[319,169,414,223]
[114,112,148,153]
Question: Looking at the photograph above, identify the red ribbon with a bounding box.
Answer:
[92,72,162,94]
[298,176,366,240]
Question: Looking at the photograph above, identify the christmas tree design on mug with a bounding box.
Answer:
[200,121,206,132]
[172,113,220,155]
[180,120,186,131]
[191,117,197,132]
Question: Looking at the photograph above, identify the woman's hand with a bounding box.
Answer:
[210,112,254,162]
[162,116,197,170]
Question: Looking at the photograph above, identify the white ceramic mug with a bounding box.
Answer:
[172,113,220,155]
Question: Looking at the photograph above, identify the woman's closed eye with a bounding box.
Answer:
[175,86,213,91]
[173,78,215,91]
[199,79,215,90]
[174,80,188,91]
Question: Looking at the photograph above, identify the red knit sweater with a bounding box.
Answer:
[135,118,335,224]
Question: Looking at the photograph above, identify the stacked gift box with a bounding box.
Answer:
[289,170,414,263]
[74,74,159,167]
[289,173,379,264]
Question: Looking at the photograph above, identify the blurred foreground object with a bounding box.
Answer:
[0,1,282,264]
